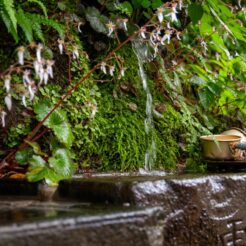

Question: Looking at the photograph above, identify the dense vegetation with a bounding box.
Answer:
[0,0,245,183]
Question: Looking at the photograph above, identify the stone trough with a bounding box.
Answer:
[0,173,246,245]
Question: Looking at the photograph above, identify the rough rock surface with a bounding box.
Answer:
[1,173,246,245]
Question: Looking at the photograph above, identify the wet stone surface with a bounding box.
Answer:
[1,173,246,245]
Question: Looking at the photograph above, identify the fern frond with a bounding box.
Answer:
[27,13,65,38]
[2,0,17,31]
[16,7,33,43]
[27,0,47,18]
[0,7,18,42]
[32,21,45,42]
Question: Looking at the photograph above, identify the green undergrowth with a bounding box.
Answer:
[66,44,214,171]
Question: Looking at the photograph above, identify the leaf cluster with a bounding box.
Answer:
[0,0,64,43]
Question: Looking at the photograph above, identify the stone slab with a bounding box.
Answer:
[1,174,246,245]
[0,179,39,197]
[58,173,246,245]
[0,202,164,246]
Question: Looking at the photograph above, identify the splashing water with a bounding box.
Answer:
[133,40,156,171]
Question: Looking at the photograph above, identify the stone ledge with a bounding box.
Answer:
[0,206,165,246]
[1,173,246,245]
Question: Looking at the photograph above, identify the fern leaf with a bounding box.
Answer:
[25,13,44,42]
[32,21,45,42]
[0,0,3,11]
[0,8,18,42]
[2,0,17,31]
[16,7,33,43]
[27,13,64,38]
[27,0,48,18]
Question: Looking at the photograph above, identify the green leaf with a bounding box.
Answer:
[48,148,75,177]
[25,140,48,156]
[141,0,151,8]
[28,0,48,18]
[34,100,74,147]
[151,0,162,9]
[199,14,213,35]
[116,1,133,16]
[27,167,46,182]
[190,76,207,86]
[198,88,215,108]
[188,3,204,24]
[16,7,33,43]
[131,0,142,8]
[0,6,18,42]
[2,0,17,31]
[32,21,44,42]
[29,155,46,167]
[85,7,109,35]
[26,13,65,38]
[57,2,66,11]
[16,148,33,165]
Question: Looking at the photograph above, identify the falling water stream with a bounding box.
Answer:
[133,41,156,171]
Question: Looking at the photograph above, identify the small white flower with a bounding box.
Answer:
[38,66,44,86]
[46,60,55,78]
[201,40,208,53]
[118,18,128,31]
[139,27,147,39]
[4,75,11,93]
[72,45,79,59]
[238,0,242,8]
[58,39,64,55]
[36,43,43,62]
[109,65,115,76]
[167,22,171,29]
[120,67,126,77]
[156,26,161,35]
[178,0,183,10]
[166,3,178,23]
[176,31,181,40]
[153,44,159,56]
[22,95,27,107]
[106,21,116,36]
[28,81,36,101]
[33,60,41,76]
[172,60,178,66]
[156,7,165,23]
[150,32,156,45]
[91,104,97,118]
[0,110,7,127]
[122,19,128,31]
[28,86,35,100]
[43,69,49,85]
[161,30,172,44]
[5,94,12,111]
[78,22,83,33]
[100,62,107,74]
[215,52,220,61]
[23,70,31,86]
[17,46,25,65]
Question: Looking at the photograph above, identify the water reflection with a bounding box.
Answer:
[0,201,134,226]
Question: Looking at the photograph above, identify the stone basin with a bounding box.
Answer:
[1,172,246,245]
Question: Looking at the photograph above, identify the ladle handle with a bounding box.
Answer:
[235,143,246,150]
